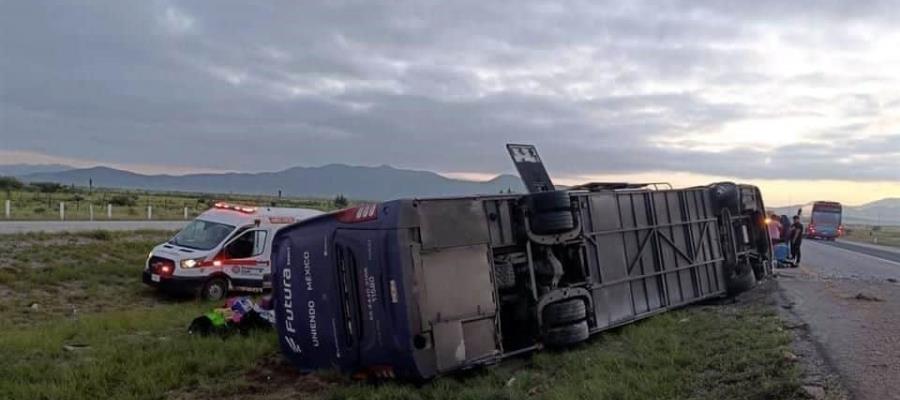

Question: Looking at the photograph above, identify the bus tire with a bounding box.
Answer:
[543,298,587,327]
[726,264,756,296]
[545,320,590,348]
[528,190,572,213]
[530,212,575,234]
[751,260,768,281]
[201,276,229,302]
[710,182,740,215]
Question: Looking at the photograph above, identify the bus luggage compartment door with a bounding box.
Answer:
[414,244,499,372]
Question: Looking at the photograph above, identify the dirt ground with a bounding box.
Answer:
[726,278,849,400]
[776,261,900,400]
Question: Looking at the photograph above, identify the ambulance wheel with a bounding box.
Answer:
[543,298,587,327]
[201,277,229,302]
[545,320,590,348]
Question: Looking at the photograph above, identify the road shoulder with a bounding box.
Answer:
[776,266,899,400]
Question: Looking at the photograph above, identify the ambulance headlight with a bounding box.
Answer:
[180,258,203,269]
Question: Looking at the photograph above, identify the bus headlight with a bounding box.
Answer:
[180,258,204,269]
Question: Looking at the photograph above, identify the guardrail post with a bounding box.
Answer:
[147,205,152,220]
[4,200,9,219]
[89,204,94,221]
[107,204,112,219]
[59,202,65,221]
[184,206,188,220]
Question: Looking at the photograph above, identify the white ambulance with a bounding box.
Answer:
[143,202,323,301]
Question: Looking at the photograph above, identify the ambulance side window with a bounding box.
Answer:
[223,230,267,259]
[252,231,268,255]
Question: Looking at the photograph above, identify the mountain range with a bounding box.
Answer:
[7,163,525,201]
[3,163,900,225]
[0,163,73,177]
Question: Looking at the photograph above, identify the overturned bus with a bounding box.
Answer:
[271,144,772,380]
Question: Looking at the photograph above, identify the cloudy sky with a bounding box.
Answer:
[3,1,900,205]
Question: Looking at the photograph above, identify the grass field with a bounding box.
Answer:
[325,304,800,400]
[843,225,900,248]
[0,187,337,221]
[0,230,803,400]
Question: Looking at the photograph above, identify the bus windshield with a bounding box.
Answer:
[170,219,235,250]
[811,212,841,226]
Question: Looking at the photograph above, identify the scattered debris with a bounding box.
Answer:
[63,344,90,352]
[783,351,799,362]
[781,302,795,310]
[188,296,274,337]
[28,303,39,310]
[678,317,690,323]
[801,384,826,400]
[505,377,516,387]
[784,322,809,330]
[850,293,884,302]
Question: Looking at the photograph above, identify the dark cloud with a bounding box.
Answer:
[2,0,900,181]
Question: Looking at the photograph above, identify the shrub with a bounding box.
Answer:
[0,176,24,194]
[84,230,113,241]
[333,194,349,208]
[30,182,64,193]
[109,194,137,207]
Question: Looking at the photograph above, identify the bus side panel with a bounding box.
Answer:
[615,193,649,315]
[583,189,726,330]
[583,193,634,328]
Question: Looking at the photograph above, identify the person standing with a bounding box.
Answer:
[789,215,804,265]
[768,213,783,243]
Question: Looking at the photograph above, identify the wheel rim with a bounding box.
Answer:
[207,283,224,299]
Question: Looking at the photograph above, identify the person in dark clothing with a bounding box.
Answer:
[780,215,791,239]
[789,216,804,265]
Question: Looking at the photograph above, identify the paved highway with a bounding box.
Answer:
[0,220,188,234]
[777,239,900,400]
[819,239,900,264]
[802,239,900,281]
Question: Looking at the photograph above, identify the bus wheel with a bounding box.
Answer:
[531,212,575,234]
[726,263,756,296]
[201,277,229,302]
[526,190,575,234]
[710,182,741,215]
[543,298,587,326]
[545,320,590,348]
